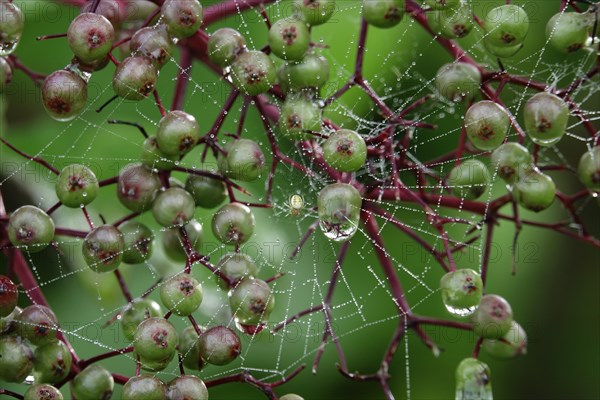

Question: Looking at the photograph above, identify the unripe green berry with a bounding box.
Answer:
[122,375,167,400]
[280,395,305,400]
[490,142,533,184]
[156,110,200,156]
[268,17,310,61]
[113,56,158,100]
[293,0,336,26]
[0,275,18,317]
[33,340,72,384]
[278,96,323,140]
[362,0,405,29]
[0,56,13,92]
[8,205,55,252]
[0,1,24,55]
[41,70,88,122]
[524,92,569,147]
[424,0,460,9]
[513,170,556,212]
[464,101,510,151]
[16,305,59,345]
[218,138,265,181]
[141,136,179,170]
[278,53,330,93]
[428,5,473,39]
[162,219,203,261]
[448,159,490,200]
[0,335,33,383]
[212,202,256,245]
[323,129,367,172]
[120,221,154,264]
[120,297,163,341]
[161,0,203,39]
[82,225,124,273]
[130,24,174,68]
[470,294,513,339]
[68,13,115,64]
[152,187,196,227]
[483,320,527,359]
[134,317,178,361]
[55,164,99,208]
[229,278,275,325]
[138,354,173,372]
[166,375,208,400]
[117,163,161,212]
[216,252,259,289]
[317,183,362,242]
[455,358,493,400]
[483,5,529,47]
[178,325,203,370]
[160,274,203,316]
[72,365,114,400]
[230,50,276,96]
[435,62,481,102]
[24,384,64,400]
[578,146,600,191]
[198,325,241,365]
[546,12,592,53]
[208,28,246,67]
[0,306,21,334]
[439,269,483,317]
[185,173,227,208]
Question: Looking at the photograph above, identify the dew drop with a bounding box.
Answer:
[443,303,477,317]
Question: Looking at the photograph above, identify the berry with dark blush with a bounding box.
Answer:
[134,317,178,361]
[278,95,323,140]
[435,62,481,102]
[130,24,174,68]
[0,275,18,317]
[8,205,55,253]
[294,0,336,26]
[0,1,24,55]
[490,142,533,184]
[178,325,204,370]
[80,0,125,30]
[212,202,256,245]
[483,5,529,47]
[230,50,276,96]
[578,147,600,192]
[120,297,163,341]
[513,170,556,212]
[33,340,72,384]
[82,225,125,272]
[323,129,367,172]
[119,221,154,264]
[208,28,246,67]
[141,136,179,170]
[216,252,259,289]
[112,56,158,100]
[156,110,200,156]
[68,13,115,64]
[524,92,569,147]
[198,325,241,365]
[117,163,161,212]
[455,358,493,400]
[317,183,362,242]
[464,101,510,151]
[24,384,64,400]
[546,12,593,54]
[122,375,167,400]
[0,335,34,383]
[72,365,114,400]
[159,273,203,316]
[229,278,275,325]
[151,187,196,227]
[41,69,88,121]
[470,294,513,339]
[16,305,59,345]
[166,375,209,400]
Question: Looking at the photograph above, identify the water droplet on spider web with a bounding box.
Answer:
[318,219,358,242]
[24,375,34,384]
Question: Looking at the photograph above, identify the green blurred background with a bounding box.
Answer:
[1,0,599,399]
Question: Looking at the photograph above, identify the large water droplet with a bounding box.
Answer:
[0,39,19,56]
[319,219,358,242]
[443,303,477,317]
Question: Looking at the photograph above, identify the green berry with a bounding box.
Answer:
[524,92,569,147]
[117,163,161,212]
[185,173,227,208]
[207,28,246,67]
[483,320,527,359]
[483,5,529,47]
[448,159,490,200]
[464,101,510,151]
[216,252,258,289]
[138,355,172,372]
[8,205,55,252]
[141,136,179,170]
[317,183,362,242]
[68,13,115,64]
[470,294,513,339]
[198,325,241,365]
[439,269,483,317]
[134,317,178,361]
[0,56,13,92]
[166,375,208,400]
[131,24,174,68]
[218,138,265,181]
[160,274,203,316]
[41,69,88,122]
[55,164,99,208]
[483,39,523,58]
[490,142,532,183]
[278,53,330,93]
[0,1,24,55]
[230,50,276,96]
[278,95,323,140]
[82,225,124,273]
[120,221,154,264]
[33,340,72,384]
[578,146,600,191]
[123,375,167,400]
[16,305,59,345]
[435,62,481,102]
[178,325,203,370]
[24,384,64,400]
[424,0,461,9]
[152,187,196,227]
[428,5,473,39]
[0,275,18,317]
[113,56,158,100]
[363,0,405,29]
[162,219,203,261]
[156,110,200,156]
[0,306,21,334]
[280,395,304,400]
[229,278,275,325]
[161,0,202,39]
[513,170,556,212]
[120,297,163,341]
[268,17,310,61]
[212,202,256,245]
[0,335,34,383]
[72,365,114,400]
[455,358,493,400]
[294,0,336,26]
[546,12,592,53]
[323,129,367,172]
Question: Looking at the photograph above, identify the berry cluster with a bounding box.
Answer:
[0,0,599,399]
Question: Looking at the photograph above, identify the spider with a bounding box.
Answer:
[288,194,304,216]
